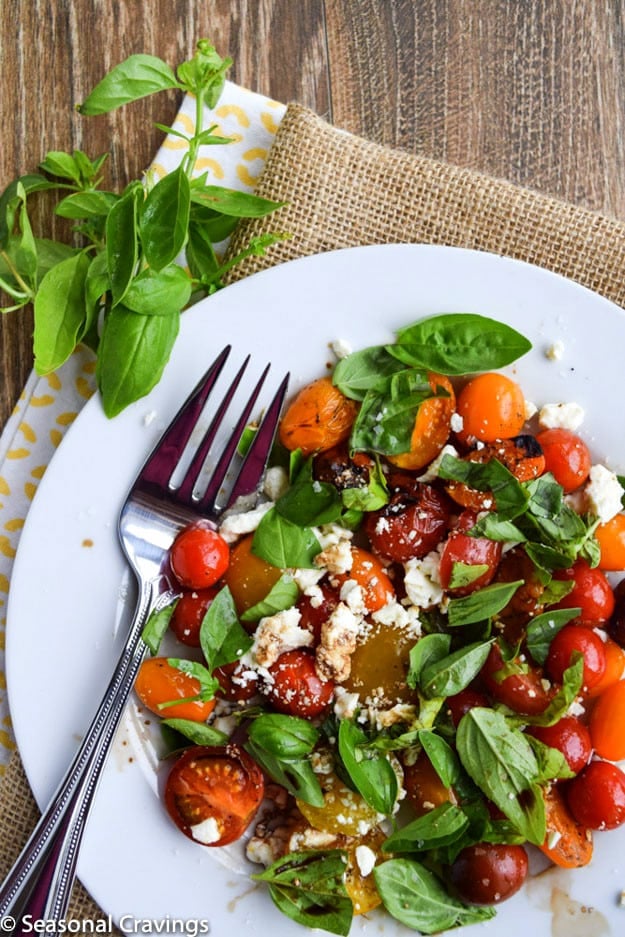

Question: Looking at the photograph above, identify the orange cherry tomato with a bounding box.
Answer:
[587,637,625,698]
[134,657,215,722]
[222,533,283,618]
[539,784,593,868]
[279,377,358,456]
[589,679,625,761]
[333,546,395,612]
[165,744,264,846]
[455,373,526,443]
[596,514,625,571]
[343,620,416,705]
[388,373,455,471]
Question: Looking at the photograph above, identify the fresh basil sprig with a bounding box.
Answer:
[374,858,496,934]
[245,713,324,806]
[252,850,353,937]
[1,39,285,416]
[337,717,398,815]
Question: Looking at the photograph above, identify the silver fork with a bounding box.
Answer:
[0,346,289,934]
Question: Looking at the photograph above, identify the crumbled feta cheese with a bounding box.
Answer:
[585,464,625,524]
[372,600,422,637]
[537,402,585,432]
[291,567,325,592]
[450,412,464,433]
[339,579,367,615]
[263,465,289,501]
[355,844,377,877]
[143,409,158,427]
[190,816,221,845]
[219,500,274,543]
[373,703,418,729]
[545,340,565,361]
[316,523,354,549]
[316,602,361,682]
[403,551,443,608]
[330,338,352,360]
[289,828,338,852]
[546,829,562,850]
[315,539,353,575]
[524,400,538,421]
[333,686,361,720]
[417,444,458,483]
[251,607,313,668]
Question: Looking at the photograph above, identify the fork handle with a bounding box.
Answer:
[0,579,160,932]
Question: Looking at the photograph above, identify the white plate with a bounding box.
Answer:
[7,245,625,936]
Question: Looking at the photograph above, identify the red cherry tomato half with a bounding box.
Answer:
[545,624,606,690]
[402,750,455,816]
[214,659,258,703]
[566,760,625,830]
[264,648,334,719]
[552,560,615,626]
[170,524,230,590]
[165,744,264,846]
[439,511,502,596]
[526,715,592,774]
[449,843,529,905]
[482,644,552,715]
[170,587,219,647]
[535,428,591,492]
[364,481,451,563]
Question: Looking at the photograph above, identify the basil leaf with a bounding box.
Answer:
[350,370,436,456]
[417,730,463,789]
[407,634,451,689]
[392,313,532,375]
[34,239,78,283]
[106,184,140,305]
[97,305,180,416]
[447,581,523,627]
[189,185,285,218]
[123,264,192,316]
[252,507,321,569]
[526,735,575,782]
[248,713,320,759]
[439,454,528,519]
[55,191,118,219]
[33,251,91,374]
[176,40,232,107]
[382,803,470,854]
[0,174,56,248]
[333,345,406,401]
[141,599,178,655]
[240,574,300,623]
[185,221,221,281]
[39,150,83,183]
[78,53,179,115]
[448,561,490,590]
[253,850,353,937]
[276,478,342,527]
[199,585,251,670]
[165,658,220,702]
[341,456,389,512]
[140,166,190,271]
[374,858,495,933]
[456,707,546,844]
[525,608,581,664]
[420,640,494,698]
[161,718,228,747]
[245,739,324,806]
[337,718,398,815]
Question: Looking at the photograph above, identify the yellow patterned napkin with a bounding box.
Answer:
[0,82,286,771]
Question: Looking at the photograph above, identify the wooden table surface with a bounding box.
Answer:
[2,0,625,428]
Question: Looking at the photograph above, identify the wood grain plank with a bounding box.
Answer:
[0,0,329,426]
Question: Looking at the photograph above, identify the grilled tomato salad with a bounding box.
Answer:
[134,313,625,936]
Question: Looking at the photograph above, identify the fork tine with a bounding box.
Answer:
[137,345,231,494]
[196,363,272,514]
[223,372,290,509]
[175,355,251,504]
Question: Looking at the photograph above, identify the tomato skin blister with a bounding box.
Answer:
[132,313,625,933]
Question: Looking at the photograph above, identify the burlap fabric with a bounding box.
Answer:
[3,101,625,927]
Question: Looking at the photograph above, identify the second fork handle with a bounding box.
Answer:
[0,579,158,933]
